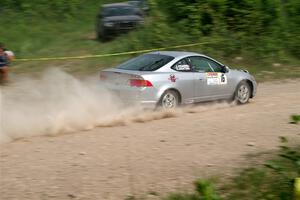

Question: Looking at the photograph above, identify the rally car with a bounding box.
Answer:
[100,51,257,109]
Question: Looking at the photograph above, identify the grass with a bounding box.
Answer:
[162,137,300,200]
[291,115,300,124]
[11,44,300,82]
[1,2,299,81]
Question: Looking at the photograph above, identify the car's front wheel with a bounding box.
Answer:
[97,27,109,41]
[159,90,179,109]
[235,81,251,104]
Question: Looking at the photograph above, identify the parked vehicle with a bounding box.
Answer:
[128,0,149,15]
[100,51,257,109]
[96,3,144,41]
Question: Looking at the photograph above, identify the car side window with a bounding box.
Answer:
[187,56,223,72]
[171,58,192,72]
[205,58,223,72]
[187,57,213,72]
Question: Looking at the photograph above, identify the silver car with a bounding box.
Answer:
[100,51,257,109]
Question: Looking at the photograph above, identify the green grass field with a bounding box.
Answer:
[1,1,299,81]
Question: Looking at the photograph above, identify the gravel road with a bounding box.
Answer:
[0,80,299,200]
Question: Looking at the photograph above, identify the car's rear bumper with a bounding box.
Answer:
[104,84,159,109]
[128,100,157,109]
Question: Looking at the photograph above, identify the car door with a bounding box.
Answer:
[187,56,229,101]
[204,57,232,98]
[170,58,199,104]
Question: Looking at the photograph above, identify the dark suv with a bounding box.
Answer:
[96,3,144,41]
[128,0,149,15]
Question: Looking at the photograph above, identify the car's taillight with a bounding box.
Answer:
[129,79,153,87]
[100,73,107,81]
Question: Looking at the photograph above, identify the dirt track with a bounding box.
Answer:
[0,80,300,200]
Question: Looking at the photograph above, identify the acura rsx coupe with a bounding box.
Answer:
[100,51,257,109]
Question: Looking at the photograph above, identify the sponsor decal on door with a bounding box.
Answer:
[206,72,227,85]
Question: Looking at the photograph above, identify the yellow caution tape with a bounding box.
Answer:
[15,41,217,62]
[295,178,300,200]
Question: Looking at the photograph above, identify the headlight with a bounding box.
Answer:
[104,22,114,27]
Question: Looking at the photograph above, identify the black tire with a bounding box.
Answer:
[96,31,102,40]
[99,34,108,42]
[234,81,251,104]
[158,90,179,109]
[97,28,108,42]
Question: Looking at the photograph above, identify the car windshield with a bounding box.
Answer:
[128,1,142,7]
[103,6,136,17]
[117,54,174,71]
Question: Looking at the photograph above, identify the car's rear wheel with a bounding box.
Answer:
[159,90,179,109]
[235,81,251,104]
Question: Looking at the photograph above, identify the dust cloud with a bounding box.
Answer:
[0,68,234,143]
[0,68,124,143]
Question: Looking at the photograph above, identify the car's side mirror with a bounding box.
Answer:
[221,65,229,73]
[98,13,104,18]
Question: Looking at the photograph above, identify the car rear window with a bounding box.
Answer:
[117,54,174,71]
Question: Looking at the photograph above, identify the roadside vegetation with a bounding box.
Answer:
[163,136,300,200]
[291,115,300,124]
[0,0,299,79]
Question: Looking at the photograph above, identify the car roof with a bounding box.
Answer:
[128,0,142,3]
[102,3,132,8]
[148,51,204,58]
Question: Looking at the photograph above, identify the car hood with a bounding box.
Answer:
[230,68,256,82]
[103,15,143,22]
[231,69,249,74]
